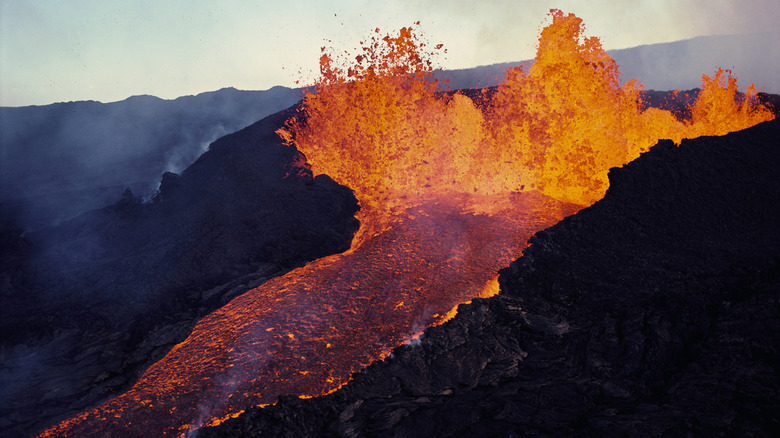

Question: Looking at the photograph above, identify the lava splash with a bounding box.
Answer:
[42,9,774,437]
[281,10,773,209]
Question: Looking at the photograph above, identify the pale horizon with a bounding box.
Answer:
[2,0,778,107]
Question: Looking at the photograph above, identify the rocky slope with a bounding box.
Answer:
[0,109,359,437]
[202,117,780,437]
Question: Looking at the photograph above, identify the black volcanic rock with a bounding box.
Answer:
[202,118,780,437]
[0,109,359,437]
[638,88,700,121]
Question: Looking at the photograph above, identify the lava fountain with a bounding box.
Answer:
[42,10,773,437]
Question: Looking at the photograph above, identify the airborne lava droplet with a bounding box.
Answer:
[43,9,773,437]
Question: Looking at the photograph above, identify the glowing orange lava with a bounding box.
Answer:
[42,9,773,438]
[281,10,772,208]
[40,193,577,437]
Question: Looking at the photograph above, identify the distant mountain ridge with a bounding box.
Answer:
[0,86,303,230]
[436,32,780,92]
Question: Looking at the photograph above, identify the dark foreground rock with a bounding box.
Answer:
[0,109,359,437]
[202,118,780,437]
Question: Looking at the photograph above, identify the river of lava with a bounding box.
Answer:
[41,192,579,437]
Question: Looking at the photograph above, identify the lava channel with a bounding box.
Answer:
[41,192,579,437]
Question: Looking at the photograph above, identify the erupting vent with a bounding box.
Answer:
[280,10,772,209]
[43,10,773,437]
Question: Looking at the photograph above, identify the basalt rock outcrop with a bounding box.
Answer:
[202,118,780,437]
[0,109,359,437]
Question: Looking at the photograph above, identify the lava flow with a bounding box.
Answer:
[41,192,576,437]
[42,10,773,438]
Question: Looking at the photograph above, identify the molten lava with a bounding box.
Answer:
[280,10,772,208]
[43,9,773,437]
[41,193,577,437]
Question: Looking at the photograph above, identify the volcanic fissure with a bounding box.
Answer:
[42,10,774,437]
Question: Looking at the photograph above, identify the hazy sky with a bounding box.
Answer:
[1,0,777,106]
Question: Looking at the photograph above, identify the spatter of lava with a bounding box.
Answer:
[280,10,772,210]
[42,9,773,438]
